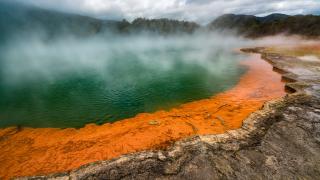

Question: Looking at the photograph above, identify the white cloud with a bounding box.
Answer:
[13,0,320,24]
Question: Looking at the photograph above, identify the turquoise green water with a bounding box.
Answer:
[0,36,246,128]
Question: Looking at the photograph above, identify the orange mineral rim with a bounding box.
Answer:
[0,53,286,179]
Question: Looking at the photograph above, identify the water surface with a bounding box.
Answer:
[0,35,246,128]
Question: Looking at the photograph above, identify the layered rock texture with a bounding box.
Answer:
[19,47,320,179]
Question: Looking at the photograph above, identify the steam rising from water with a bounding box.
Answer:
[0,32,252,128]
[1,33,250,85]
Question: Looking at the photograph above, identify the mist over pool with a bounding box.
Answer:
[0,33,250,128]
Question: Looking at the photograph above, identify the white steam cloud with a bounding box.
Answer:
[0,32,253,87]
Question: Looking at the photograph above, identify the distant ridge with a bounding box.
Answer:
[0,1,115,41]
[1,1,320,39]
[208,13,320,37]
[0,1,199,41]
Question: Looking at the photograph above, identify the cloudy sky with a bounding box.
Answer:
[13,0,320,24]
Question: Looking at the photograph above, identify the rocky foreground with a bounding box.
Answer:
[20,48,320,179]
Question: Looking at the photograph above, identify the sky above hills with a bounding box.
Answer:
[10,0,320,24]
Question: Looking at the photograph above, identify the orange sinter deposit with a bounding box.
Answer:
[0,54,286,179]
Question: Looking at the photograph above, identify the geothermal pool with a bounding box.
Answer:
[0,34,287,179]
[0,53,286,179]
[0,35,246,128]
